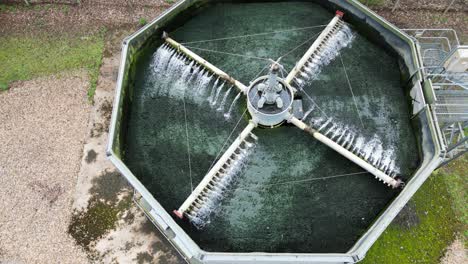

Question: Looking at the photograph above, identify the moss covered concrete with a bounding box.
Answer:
[362,155,466,263]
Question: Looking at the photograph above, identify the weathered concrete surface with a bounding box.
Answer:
[71,34,185,262]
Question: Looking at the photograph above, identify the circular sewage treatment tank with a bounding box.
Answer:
[123,1,420,254]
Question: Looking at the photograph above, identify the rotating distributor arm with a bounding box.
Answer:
[174,120,258,220]
[282,11,400,188]
[163,32,248,95]
[285,11,345,86]
[288,115,404,189]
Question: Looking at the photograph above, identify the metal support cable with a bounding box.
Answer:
[339,53,365,129]
[236,171,367,190]
[300,87,329,119]
[182,88,194,192]
[206,109,249,175]
[185,46,270,62]
[181,24,328,45]
[278,30,323,61]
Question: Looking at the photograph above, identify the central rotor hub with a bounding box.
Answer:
[257,63,284,109]
[247,62,294,127]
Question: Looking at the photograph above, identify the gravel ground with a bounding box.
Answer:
[2,0,465,38]
[0,0,170,36]
[441,238,467,264]
[375,9,468,41]
[0,72,91,263]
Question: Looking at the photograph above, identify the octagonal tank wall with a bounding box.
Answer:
[108,0,440,263]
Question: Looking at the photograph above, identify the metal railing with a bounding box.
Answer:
[404,28,467,165]
[403,29,462,73]
[403,28,460,49]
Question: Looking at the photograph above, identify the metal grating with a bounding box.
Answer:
[434,90,468,123]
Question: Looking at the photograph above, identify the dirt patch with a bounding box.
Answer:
[0,1,170,36]
[137,217,160,235]
[137,251,154,264]
[0,72,90,263]
[71,52,119,211]
[89,169,130,202]
[91,122,105,138]
[356,1,467,41]
[100,99,113,120]
[85,149,98,163]
[28,181,64,205]
[151,239,177,258]
[376,9,467,42]
[393,201,420,229]
[440,238,467,264]
[103,27,136,58]
[100,99,113,132]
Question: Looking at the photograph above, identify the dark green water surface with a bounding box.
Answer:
[124,1,419,253]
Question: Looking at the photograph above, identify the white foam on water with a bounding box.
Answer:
[149,45,229,107]
[371,143,383,167]
[309,116,325,128]
[353,136,365,154]
[150,45,174,76]
[211,82,225,106]
[343,132,354,149]
[195,70,213,95]
[224,92,242,120]
[325,124,336,136]
[331,126,342,140]
[297,115,402,178]
[336,126,348,143]
[188,65,201,82]
[187,140,257,229]
[160,53,187,95]
[348,134,356,149]
[296,23,355,87]
[323,120,401,175]
[208,78,220,103]
[168,60,194,99]
[302,106,315,121]
[318,118,333,131]
[217,86,233,112]
[362,136,379,161]
[148,46,173,96]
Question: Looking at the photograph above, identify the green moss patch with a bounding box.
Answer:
[363,156,466,263]
[0,32,104,101]
[68,199,120,250]
[69,170,132,252]
[437,155,468,245]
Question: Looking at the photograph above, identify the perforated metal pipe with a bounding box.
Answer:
[288,116,403,188]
